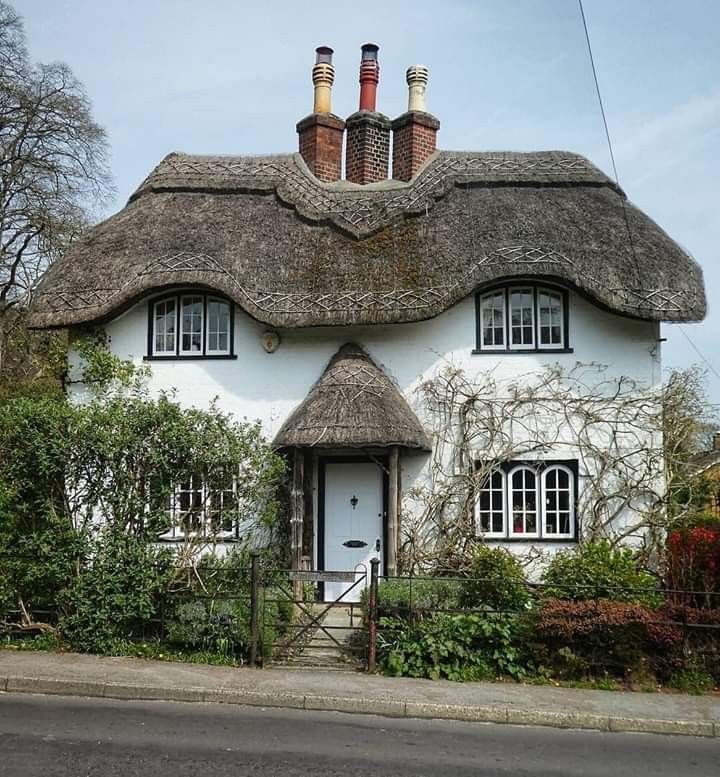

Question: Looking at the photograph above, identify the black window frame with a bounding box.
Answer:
[145,291,237,361]
[474,459,579,543]
[474,283,572,354]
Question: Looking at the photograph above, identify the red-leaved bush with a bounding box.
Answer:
[666,527,720,605]
[531,598,681,678]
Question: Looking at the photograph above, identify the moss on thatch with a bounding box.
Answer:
[28,150,705,329]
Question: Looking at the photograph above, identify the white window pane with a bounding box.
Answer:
[477,469,505,535]
[153,299,176,354]
[509,290,534,348]
[181,297,203,353]
[538,290,563,347]
[510,467,537,535]
[206,299,231,354]
[480,292,505,348]
[543,466,573,537]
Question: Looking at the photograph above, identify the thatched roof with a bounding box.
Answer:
[28,150,706,329]
[273,343,430,450]
[686,449,720,479]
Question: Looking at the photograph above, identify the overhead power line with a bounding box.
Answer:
[578,0,619,183]
[578,1,717,382]
[676,324,720,381]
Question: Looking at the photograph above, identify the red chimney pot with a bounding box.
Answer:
[358,43,380,111]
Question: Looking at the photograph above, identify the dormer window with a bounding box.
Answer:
[475,284,569,353]
[147,292,235,359]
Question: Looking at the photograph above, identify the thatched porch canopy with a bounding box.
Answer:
[273,343,430,450]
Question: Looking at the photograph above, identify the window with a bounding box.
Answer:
[160,473,240,541]
[509,466,538,537]
[148,292,234,358]
[475,284,569,353]
[509,289,534,349]
[477,469,506,537]
[475,461,577,541]
[479,291,506,350]
[538,289,564,347]
[153,298,176,355]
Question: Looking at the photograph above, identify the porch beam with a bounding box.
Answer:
[387,446,400,576]
[291,447,304,573]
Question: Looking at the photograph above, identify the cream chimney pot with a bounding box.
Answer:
[406,65,429,112]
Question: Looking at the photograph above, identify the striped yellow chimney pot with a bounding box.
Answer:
[312,46,335,114]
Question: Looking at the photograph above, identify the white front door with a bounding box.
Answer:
[323,461,384,602]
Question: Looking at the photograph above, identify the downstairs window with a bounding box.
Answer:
[158,473,240,541]
[475,460,577,541]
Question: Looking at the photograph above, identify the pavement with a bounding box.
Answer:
[1,649,719,738]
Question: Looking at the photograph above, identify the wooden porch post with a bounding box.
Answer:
[291,447,304,577]
[387,446,400,576]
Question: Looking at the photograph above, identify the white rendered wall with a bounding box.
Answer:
[70,289,662,563]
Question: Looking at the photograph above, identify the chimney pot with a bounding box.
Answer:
[358,42,380,111]
[345,43,391,184]
[297,46,344,182]
[406,64,429,112]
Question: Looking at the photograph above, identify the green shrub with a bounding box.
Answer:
[59,531,173,653]
[366,577,463,620]
[459,544,530,612]
[377,613,526,681]
[541,540,661,607]
[668,663,715,695]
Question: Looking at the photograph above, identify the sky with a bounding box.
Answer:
[14,0,720,404]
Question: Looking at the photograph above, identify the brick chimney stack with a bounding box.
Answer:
[345,43,391,185]
[296,46,345,182]
[392,65,440,181]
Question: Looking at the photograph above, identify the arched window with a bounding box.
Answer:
[149,292,234,358]
[542,465,574,538]
[474,460,578,541]
[476,469,505,537]
[509,466,539,538]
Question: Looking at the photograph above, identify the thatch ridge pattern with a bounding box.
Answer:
[28,150,706,328]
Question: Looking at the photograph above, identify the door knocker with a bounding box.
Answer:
[350,494,358,510]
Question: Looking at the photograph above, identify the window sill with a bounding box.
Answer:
[156,536,242,543]
[479,536,578,544]
[144,354,238,361]
[472,348,574,356]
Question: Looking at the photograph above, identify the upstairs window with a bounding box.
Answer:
[475,284,569,353]
[148,292,234,358]
[475,461,577,541]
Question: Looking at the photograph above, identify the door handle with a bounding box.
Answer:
[343,540,367,548]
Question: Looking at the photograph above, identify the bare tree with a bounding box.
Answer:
[0,2,113,374]
[400,363,717,572]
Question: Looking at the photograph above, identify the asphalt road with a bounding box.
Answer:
[0,693,718,776]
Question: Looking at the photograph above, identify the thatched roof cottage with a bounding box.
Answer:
[30,45,706,599]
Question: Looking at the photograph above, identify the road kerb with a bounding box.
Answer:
[304,694,406,717]
[608,716,715,738]
[1,675,718,738]
[405,702,508,724]
[5,676,105,699]
[506,708,610,731]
